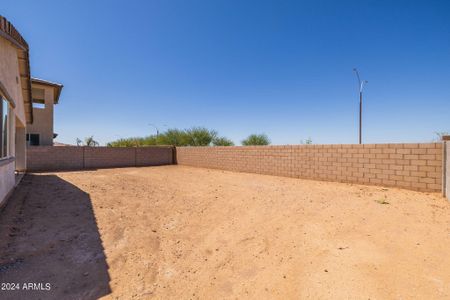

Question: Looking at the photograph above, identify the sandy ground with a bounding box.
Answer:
[0,165,449,299]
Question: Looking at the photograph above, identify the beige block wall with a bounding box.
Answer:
[176,143,443,192]
[27,146,84,171]
[27,146,174,172]
[136,147,174,166]
[84,147,136,169]
[24,143,447,193]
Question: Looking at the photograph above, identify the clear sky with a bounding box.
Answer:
[3,0,450,145]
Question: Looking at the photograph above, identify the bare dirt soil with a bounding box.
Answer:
[0,165,449,299]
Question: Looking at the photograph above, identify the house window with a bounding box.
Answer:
[26,133,40,146]
[31,88,46,109]
[32,102,45,109]
[0,97,10,158]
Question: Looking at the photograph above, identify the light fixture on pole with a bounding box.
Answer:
[353,68,368,144]
[148,123,159,137]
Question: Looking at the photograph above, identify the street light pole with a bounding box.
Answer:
[359,89,362,145]
[353,68,368,144]
[148,123,159,137]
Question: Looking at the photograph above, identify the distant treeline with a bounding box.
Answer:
[107,127,270,147]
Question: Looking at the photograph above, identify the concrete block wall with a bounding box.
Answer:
[84,147,136,169]
[136,147,174,166]
[26,143,446,194]
[27,146,174,172]
[27,146,84,171]
[176,143,443,192]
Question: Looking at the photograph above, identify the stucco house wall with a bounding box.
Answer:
[0,37,26,125]
[0,16,31,206]
[0,37,23,204]
[26,83,55,145]
[446,141,450,200]
[0,160,15,203]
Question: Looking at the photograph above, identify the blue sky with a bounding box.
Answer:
[3,0,450,145]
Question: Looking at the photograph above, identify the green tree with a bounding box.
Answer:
[185,127,217,146]
[157,129,189,146]
[213,136,234,146]
[241,134,270,146]
[106,127,234,147]
[107,136,157,147]
[106,138,131,147]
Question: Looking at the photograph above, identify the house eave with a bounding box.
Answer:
[0,15,33,124]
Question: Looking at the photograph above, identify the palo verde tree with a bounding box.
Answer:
[157,129,189,146]
[241,134,270,146]
[185,127,217,146]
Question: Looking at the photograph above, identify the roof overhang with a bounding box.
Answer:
[0,15,33,124]
[31,77,63,104]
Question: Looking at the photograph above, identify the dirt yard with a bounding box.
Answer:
[0,165,449,299]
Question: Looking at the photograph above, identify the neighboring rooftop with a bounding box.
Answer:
[31,77,64,104]
[53,141,73,147]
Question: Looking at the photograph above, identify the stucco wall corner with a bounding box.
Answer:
[444,141,450,200]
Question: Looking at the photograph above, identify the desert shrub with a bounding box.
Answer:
[107,136,157,147]
[213,137,234,146]
[157,129,189,146]
[107,127,234,147]
[141,136,158,145]
[241,134,270,146]
[185,127,217,146]
[106,138,135,147]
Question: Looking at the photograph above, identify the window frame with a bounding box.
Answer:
[0,96,11,159]
[26,133,40,146]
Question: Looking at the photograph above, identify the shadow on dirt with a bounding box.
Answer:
[0,174,111,300]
